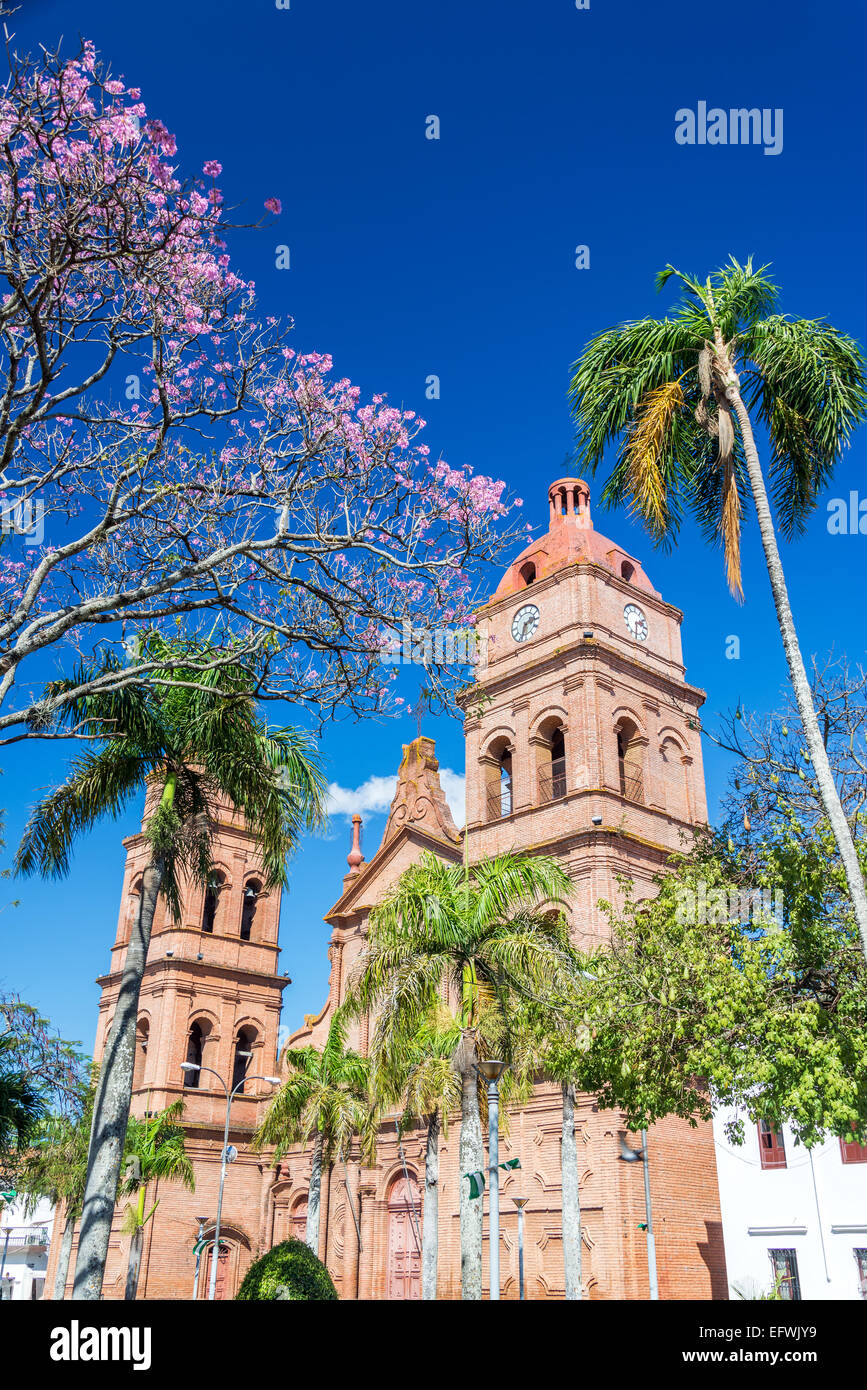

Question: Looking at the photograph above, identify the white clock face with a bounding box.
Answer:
[624,603,648,642]
[511,603,540,643]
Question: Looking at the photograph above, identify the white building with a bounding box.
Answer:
[0,1195,53,1301]
[714,1108,867,1300]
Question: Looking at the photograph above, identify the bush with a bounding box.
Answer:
[236,1238,338,1301]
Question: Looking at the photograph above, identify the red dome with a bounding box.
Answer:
[493,477,658,599]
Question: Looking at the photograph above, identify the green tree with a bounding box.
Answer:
[120,1100,195,1300]
[371,1011,461,1301]
[253,1012,376,1258]
[569,259,867,961]
[552,835,867,1147]
[15,635,327,1300]
[346,850,575,1300]
[236,1238,338,1301]
[19,1089,93,1300]
[0,1034,44,1163]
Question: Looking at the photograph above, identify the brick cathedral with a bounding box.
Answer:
[46,478,727,1300]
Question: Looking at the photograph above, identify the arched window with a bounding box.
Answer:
[485,738,513,822]
[616,720,645,804]
[231,1027,256,1094]
[184,1021,205,1088]
[133,1019,149,1090]
[537,719,567,804]
[240,881,262,942]
[202,872,226,934]
[621,560,634,583]
[518,561,536,586]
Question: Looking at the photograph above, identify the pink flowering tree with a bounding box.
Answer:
[0,38,518,748]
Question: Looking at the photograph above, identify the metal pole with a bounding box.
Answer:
[192,1218,206,1301]
[641,1129,658,1300]
[0,1228,10,1289]
[208,1085,233,1301]
[487,1076,501,1301]
[517,1205,525,1300]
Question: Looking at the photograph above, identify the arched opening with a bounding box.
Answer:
[616,720,644,804]
[518,561,536,587]
[386,1172,421,1300]
[201,872,226,934]
[290,1196,309,1245]
[231,1026,256,1094]
[537,719,567,804]
[621,560,635,583]
[133,1019,149,1090]
[484,737,513,822]
[202,1240,232,1300]
[240,880,262,942]
[184,1021,205,1088]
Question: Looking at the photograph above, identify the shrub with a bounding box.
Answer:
[236,1238,338,1301]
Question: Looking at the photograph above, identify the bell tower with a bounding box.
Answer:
[81,795,288,1299]
[458,476,725,1300]
[463,476,707,945]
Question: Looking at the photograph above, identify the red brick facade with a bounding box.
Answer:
[45,477,727,1300]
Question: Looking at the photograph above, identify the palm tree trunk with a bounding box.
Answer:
[72,853,165,1299]
[125,1225,143,1301]
[53,1210,75,1301]
[459,1050,483,1301]
[422,1109,440,1301]
[561,1083,582,1300]
[306,1131,324,1254]
[728,384,867,962]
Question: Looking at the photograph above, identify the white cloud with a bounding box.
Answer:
[326,768,466,829]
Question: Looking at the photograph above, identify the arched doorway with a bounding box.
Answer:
[386,1173,421,1300]
[203,1240,231,1300]
[290,1197,308,1243]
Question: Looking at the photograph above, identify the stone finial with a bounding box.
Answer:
[382,735,460,844]
[347,813,364,873]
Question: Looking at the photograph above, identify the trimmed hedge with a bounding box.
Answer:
[236,1238,338,1301]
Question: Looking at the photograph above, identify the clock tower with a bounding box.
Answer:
[458,476,725,1298]
[464,476,706,938]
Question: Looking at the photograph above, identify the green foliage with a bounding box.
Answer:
[569,258,867,586]
[120,1100,195,1235]
[253,1012,377,1166]
[0,1033,45,1162]
[235,1238,338,1301]
[14,635,328,920]
[542,829,867,1146]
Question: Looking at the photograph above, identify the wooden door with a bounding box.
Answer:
[386,1175,421,1300]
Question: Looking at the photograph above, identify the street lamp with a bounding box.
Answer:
[511,1196,529,1300]
[180,1061,280,1299]
[617,1129,658,1300]
[477,1058,507,1301]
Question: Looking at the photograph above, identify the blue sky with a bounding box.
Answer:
[3,0,866,1058]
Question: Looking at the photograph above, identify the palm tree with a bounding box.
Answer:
[253,1011,377,1258]
[569,258,867,960]
[19,1091,93,1300]
[371,1011,461,1301]
[120,1100,195,1300]
[347,850,574,1300]
[15,635,327,1299]
[0,1034,44,1161]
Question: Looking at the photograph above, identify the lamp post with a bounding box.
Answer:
[640,1129,659,1301]
[511,1196,528,1300]
[180,1058,280,1300]
[478,1059,507,1301]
